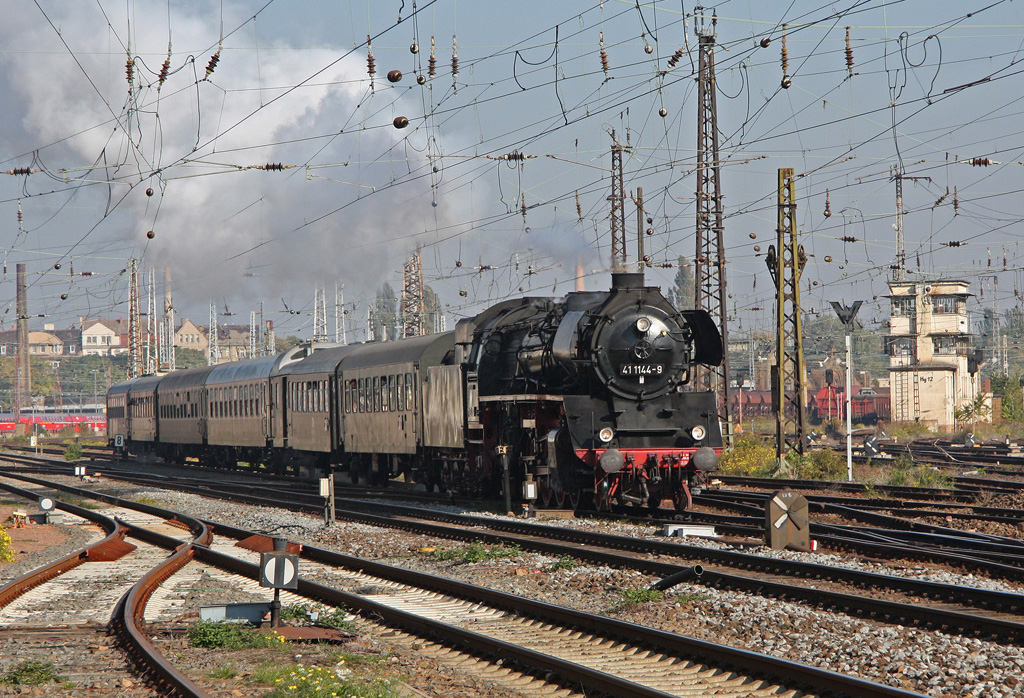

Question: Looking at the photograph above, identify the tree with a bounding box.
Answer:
[372,283,398,341]
[990,373,1023,422]
[424,285,442,334]
[669,255,694,310]
[175,348,207,369]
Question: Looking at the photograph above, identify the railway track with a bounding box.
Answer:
[0,469,936,698]
[0,478,212,697]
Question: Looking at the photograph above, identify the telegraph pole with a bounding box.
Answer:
[693,11,732,444]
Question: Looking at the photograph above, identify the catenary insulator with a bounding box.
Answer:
[416,74,426,85]
[388,70,402,83]
[823,189,832,217]
[451,35,459,80]
[659,107,668,117]
[824,256,833,262]
[600,32,609,77]
[146,230,155,239]
[410,42,419,54]
[839,236,859,243]
[429,36,436,77]
[576,191,582,221]
[146,187,154,197]
[667,47,684,68]
[845,27,854,78]
[205,52,220,78]
[159,57,171,86]
[760,37,771,48]
[971,157,992,166]
[126,58,134,83]
[645,44,653,54]
[394,116,409,129]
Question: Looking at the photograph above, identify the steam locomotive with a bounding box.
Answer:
[107,271,724,511]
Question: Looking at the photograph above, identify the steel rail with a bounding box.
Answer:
[0,473,216,698]
[0,481,136,608]
[195,524,930,698]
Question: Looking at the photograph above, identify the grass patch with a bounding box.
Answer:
[253,659,403,698]
[609,587,664,612]
[884,454,952,489]
[430,542,521,564]
[548,554,581,572]
[187,621,288,650]
[280,603,355,631]
[206,665,237,679]
[133,495,161,506]
[1,661,64,686]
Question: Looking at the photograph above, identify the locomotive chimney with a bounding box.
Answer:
[611,271,645,289]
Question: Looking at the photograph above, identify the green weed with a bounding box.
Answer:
[206,665,237,679]
[254,660,403,698]
[187,621,287,650]
[430,542,521,564]
[610,587,664,612]
[1,661,63,686]
[548,554,581,572]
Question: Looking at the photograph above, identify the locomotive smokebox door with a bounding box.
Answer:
[766,490,811,551]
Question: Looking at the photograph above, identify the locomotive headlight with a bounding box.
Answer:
[598,427,615,443]
[635,317,652,333]
[690,425,707,441]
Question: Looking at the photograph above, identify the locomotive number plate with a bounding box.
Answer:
[620,364,664,376]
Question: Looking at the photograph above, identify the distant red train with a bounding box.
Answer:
[810,386,890,424]
[0,413,107,436]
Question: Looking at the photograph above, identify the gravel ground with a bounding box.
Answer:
[6,474,1024,697]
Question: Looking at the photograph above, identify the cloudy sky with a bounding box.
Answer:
[3,1,1024,341]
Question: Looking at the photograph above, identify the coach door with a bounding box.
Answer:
[272,377,288,448]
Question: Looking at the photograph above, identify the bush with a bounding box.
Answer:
[0,527,14,563]
[63,441,83,461]
[789,449,845,480]
[718,433,776,476]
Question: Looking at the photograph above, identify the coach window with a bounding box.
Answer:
[343,381,351,414]
[388,375,396,412]
[405,373,415,411]
[397,374,405,411]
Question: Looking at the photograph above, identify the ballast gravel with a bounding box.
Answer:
[6,474,1024,698]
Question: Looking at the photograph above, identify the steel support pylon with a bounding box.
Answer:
[692,30,732,441]
[402,246,425,338]
[766,169,808,468]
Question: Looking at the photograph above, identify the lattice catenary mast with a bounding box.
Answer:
[766,168,808,470]
[402,247,425,338]
[692,13,732,442]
